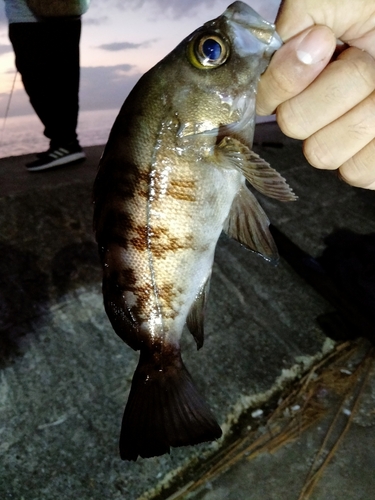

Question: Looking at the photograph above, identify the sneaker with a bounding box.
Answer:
[26,144,86,172]
[35,149,51,159]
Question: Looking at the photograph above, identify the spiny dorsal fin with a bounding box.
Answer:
[217,137,297,202]
[223,184,279,263]
[186,274,211,350]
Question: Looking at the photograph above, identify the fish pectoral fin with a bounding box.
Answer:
[119,349,222,461]
[223,184,279,263]
[186,273,211,350]
[217,137,297,202]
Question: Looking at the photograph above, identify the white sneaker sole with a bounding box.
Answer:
[27,151,86,172]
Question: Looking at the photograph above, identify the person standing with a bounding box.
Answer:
[4,0,87,171]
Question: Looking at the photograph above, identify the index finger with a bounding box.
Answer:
[257,25,336,116]
[276,0,375,58]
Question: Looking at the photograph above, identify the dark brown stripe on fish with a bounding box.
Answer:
[134,171,152,199]
[129,223,194,257]
[166,179,197,202]
[104,269,151,323]
[107,208,134,232]
[149,227,194,258]
[156,282,179,317]
[130,224,148,251]
[121,267,137,287]
[97,209,134,253]
[150,236,191,257]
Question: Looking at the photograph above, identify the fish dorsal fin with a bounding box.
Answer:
[218,137,297,202]
[186,274,211,350]
[223,184,279,263]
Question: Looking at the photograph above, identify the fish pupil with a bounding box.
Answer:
[202,38,221,60]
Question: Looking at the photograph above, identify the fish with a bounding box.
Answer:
[93,1,296,461]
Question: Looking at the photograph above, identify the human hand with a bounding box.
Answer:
[257,0,375,189]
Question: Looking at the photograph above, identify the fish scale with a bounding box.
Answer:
[93,1,295,461]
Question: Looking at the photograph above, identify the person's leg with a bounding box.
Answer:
[9,19,81,148]
[41,19,81,148]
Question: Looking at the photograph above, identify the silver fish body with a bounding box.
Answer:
[93,1,295,461]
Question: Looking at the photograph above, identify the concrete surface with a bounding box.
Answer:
[0,124,374,499]
[174,339,375,500]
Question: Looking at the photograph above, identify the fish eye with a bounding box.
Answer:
[202,38,222,60]
[188,33,229,69]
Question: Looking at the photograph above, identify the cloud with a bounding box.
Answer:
[0,44,12,56]
[0,88,34,117]
[108,0,279,21]
[88,0,222,20]
[81,63,135,78]
[1,63,142,116]
[97,39,156,51]
[0,2,6,26]
[83,15,110,26]
[121,0,220,17]
[79,64,141,110]
[136,0,216,14]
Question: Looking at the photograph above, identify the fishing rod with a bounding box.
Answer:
[0,68,17,147]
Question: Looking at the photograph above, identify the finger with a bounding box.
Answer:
[257,25,336,116]
[276,0,375,59]
[276,0,314,41]
[303,90,375,170]
[339,139,375,189]
[277,47,375,139]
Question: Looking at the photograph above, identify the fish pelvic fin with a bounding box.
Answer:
[217,136,297,202]
[186,273,211,350]
[223,184,279,263]
[119,347,222,461]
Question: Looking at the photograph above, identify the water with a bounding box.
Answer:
[0,108,119,159]
[0,109,275,160]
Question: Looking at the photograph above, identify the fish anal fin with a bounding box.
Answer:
[186,274,211,350]
[223,185,279,264]
[103,291,141,351]
[120,348,222,461]
[102,264,141,350]
[218,137,297,202]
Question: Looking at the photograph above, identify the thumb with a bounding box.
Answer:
[257,25,336,116]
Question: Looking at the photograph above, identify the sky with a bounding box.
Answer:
[0,0,281,117]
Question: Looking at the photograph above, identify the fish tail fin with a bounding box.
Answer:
[119,348,222,461]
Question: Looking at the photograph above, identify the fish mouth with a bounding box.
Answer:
[266,31,283,55]
[223,1,282,57]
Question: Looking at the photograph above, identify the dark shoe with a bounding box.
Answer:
[35,149,50,159]
[26,145,86,172]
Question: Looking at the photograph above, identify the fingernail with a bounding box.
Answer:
[296,26,335,65]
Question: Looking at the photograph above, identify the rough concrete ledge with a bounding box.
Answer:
[0,125,374,499]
